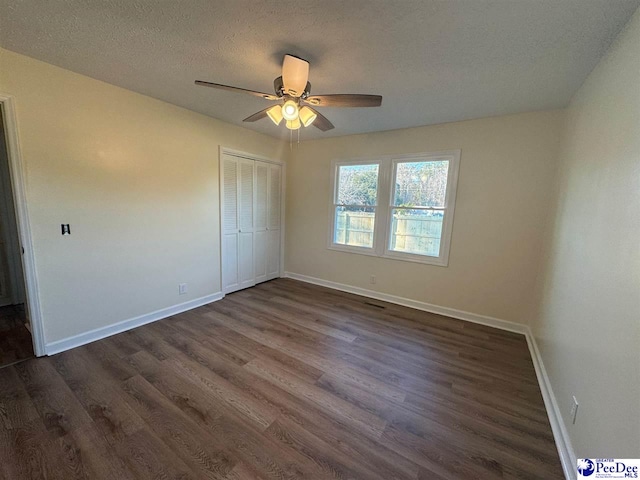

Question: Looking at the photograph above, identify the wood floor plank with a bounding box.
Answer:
[121,374,237,479]
[318,370,560,478]
[0,367,40,430]
[226,289,540,389]
[166,354,279,430]
[13,359,93,438]
[226,292,358,343]
[257,281,522,354]
[206,306,408,402]
[138,334,422,480]
[82,341,138,382]
[382,423,506,480]
[148,318,256,367]
[243,356,388,440]
[0,419,68,480]
[51,348,145,445]
[0,279,563,479]
[115,427,199,479]
[224,462,267,480]
[174,317,325,382]
[62,425,137,480]
[124,351,323,479]
[265,417,388,480]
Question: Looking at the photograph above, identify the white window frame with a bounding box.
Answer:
[328,150,460,267]
[328,158,386,256]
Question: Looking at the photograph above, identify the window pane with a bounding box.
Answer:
[334,206,375,248]
[389,208,443,257]
[337,164,379,206]
[394,161,448,208]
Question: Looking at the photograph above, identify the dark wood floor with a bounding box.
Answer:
[0,304,33,369]
[0,279,563,479]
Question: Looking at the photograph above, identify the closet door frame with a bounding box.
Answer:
[219,147,285,293]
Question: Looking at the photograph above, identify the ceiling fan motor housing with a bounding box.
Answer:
[274,76,311,99]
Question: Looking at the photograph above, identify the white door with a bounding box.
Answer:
[267,163,282,280]
[221,152,282,292]
[237,159,255,290]
[221,154,240,293]
[254,161,269,284]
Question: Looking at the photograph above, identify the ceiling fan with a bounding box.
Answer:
[195,54,382,132]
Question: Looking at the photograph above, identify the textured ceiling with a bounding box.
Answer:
[1,1,638,140]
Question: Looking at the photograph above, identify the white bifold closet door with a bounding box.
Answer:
[221,152,282,294]
[266,163,282,279]
[237,159,255,290]
[254,162,269,284]
[255,162,282,283]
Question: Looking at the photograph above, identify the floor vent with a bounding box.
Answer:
[364,302,386,309]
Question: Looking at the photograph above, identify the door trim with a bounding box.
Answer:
[0,94,46,356]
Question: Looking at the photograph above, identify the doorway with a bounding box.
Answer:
[0,102,32,367]
[0,94,45,363]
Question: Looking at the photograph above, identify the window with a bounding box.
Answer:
[332,161,381,251]
[329,151,460,266]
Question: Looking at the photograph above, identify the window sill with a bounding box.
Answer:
[382,251,449,267]
[327,244,449,267]
[327,244,380,257]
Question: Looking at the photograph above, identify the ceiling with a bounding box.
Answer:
[1,1,638,140]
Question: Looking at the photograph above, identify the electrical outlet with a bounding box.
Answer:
[178,283,188,295]
[370,275,376,284]
[570,396,579,424]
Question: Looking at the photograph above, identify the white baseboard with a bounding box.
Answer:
[284,271,528,334]
[284,271,576,480]
[45,292,224,355]
[525,328,577,480]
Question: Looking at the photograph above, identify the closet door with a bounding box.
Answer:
[254,162,269,284]
[221,152,282,293]
[266,163,282,280]
[221,154,240,293]
[237,159,255,290]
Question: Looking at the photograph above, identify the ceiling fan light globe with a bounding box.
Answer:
[286,118,301,130]
[266,105,283,125]
[282,55,309,98]
[299,106,317,127]
[281,100,299,121]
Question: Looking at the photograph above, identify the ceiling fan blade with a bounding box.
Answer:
[304,94,382,108]
[307,107,334,131]
[242,107,271,123]
[195,80,279,100]
[282,55,309,97]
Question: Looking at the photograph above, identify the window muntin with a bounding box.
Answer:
[333,163,379,249]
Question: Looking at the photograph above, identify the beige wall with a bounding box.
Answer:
[532,9,640,456]
[0,48,286,344]
[285,110,565,325]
